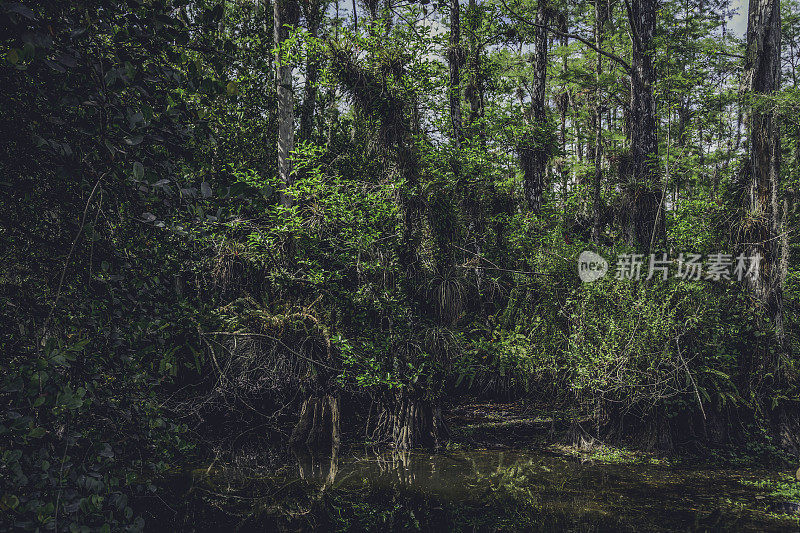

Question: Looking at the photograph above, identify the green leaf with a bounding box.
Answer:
[28,427,46,438]
[0,493,19,510]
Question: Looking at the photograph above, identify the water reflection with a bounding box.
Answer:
[148,446,797,532]
[293,444,339,488]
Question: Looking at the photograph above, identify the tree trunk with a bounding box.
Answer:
[591,0,607,242]
[448,0,464,148]
[625,0,664,250]
[290,393,342,449]
[398,104,422,299]
[448,0,465,267]
[465,0,485,145]
[328,49,420,298]
[557,89,568,207]
[299,0,323,142]
[274,0,300,208]
[288,317,340,451]
[741,0,784,349]
[372,391,448,449]
[521,0,549,214]
[556,12,569,210]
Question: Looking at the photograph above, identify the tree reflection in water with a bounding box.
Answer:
[148,446,796,532]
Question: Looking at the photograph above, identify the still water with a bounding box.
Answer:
[145,445,799,532]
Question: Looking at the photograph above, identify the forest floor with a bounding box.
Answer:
[446,399,571,445]
[444,399,670,464]
[443,399,800,520]
[443,398,800,469]
[140,399,800,531]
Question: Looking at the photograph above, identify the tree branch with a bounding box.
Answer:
[623,0,643,53]
[499,0,632,72]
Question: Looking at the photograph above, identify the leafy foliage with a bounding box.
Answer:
[1,0,800,528]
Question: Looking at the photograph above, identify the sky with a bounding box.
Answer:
[327,0,752,39]
[730,0,748,38]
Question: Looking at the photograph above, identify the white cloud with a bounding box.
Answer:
[729,0,748,38]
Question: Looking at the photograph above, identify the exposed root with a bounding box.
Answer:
[773,400,800,456]
[371,392,448,449]
[290,394,341,450]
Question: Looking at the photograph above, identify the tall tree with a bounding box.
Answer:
[521,0,550,213]
[556,12,570,209]
[591,0,607,241]
[275,0,300,207]
[300,0,325,142]
[465,0,486,143]
[449,0,464,147]
[626,0,664,250]
[741,0,784,347]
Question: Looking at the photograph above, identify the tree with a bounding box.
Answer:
[275,0,300,207]
[465,0,486,143]
[520,0,551,214]
[300,0,326,142]
[741,0,785,348]
[591,0,608,242]
[625,0,665,250]
[449,0,465,147]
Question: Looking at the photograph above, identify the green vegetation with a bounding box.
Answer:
[146,447,798,531]
[1,0,799,530]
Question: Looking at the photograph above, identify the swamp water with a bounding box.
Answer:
[141,445,799,532]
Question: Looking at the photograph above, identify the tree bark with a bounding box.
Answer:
[449,0,464,148]
[591,0,607,242]
[398,102,422,299]
[465,0,486,145]
[741,0,784,348]
[522,0,549,214]
[556,11,569,210]
[372,391,448,449]
[290,394,341,448]
[299,0,323,142]
[448,0,465,266]
[274,0,300,208]
[625,0,664,251]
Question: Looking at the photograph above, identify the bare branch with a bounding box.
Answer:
[498,0,632,72]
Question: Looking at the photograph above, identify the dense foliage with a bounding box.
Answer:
[1,0,799,529]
